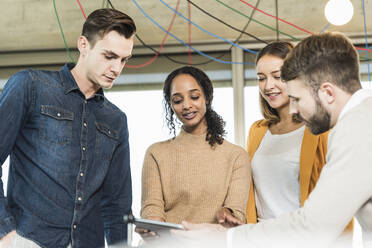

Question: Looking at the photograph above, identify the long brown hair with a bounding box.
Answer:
[256,41,294,124]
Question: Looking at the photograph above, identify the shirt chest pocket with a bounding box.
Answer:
[40,105,74,145]
[95,122,118,161]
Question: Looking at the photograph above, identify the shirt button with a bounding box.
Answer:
[80,172,84,177]
[73,224,77,229]
[84,100,87,104]
[82,147,86,151]
[83,122,87,127]
[78,197,82,201]
[57,113,61,117]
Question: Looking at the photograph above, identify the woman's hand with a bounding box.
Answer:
[216,207,244,227]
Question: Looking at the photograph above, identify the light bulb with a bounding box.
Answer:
[324,0,354,26]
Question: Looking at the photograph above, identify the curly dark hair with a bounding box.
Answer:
[163,66,226,147]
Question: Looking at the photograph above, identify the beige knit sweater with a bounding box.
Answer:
[140,128,251,224]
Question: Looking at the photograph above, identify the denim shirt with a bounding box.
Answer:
[0,64,132,248]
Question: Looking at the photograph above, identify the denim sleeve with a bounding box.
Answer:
[101,114,132,245]
[0,71,33,237]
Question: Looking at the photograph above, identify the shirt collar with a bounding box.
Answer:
[338,88,372,120]
[59,63,105,104]
[60,63,79,94]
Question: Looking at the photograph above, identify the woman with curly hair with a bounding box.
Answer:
[140,66,250,226]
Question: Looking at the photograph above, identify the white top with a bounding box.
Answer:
[228,89,372,248]
[252,125,305,220]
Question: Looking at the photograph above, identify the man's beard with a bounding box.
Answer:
[296,98,331,135]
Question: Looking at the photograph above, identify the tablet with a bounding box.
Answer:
[124,215,185,232]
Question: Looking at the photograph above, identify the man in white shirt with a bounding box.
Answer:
[178,32,372,248]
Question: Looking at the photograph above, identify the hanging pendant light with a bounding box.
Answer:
[324,0,354,26]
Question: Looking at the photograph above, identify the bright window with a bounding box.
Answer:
[244,85,262,140]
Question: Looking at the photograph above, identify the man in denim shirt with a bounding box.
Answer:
[0,8,135,248]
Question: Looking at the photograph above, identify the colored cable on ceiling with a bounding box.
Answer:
[132,0,255,64]
[186,0,267,44]
[233,0,261,44]
[362,0,371,81]
[53,0,75,63]
[159,0,258,55]
[187,1,192,65]
[215,0,300,41]
[77,0,183,68]
[239,0,312,35]
[76,0,87,19]
[238,0,372,52]
[142,0,261,66]
[106,0,229,66]
[125,0,181,68]
[106,0,114,9]
[108,0,268,66]
[134,34,229,66]
[320,23,330,34]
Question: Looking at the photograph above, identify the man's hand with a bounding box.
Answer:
[216,207,244,227]
[0,230,16,248]
[182,221,227,232]
[170,221,227,248]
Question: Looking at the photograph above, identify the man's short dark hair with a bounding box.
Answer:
[82,8,136,46]
[281,32,361,94]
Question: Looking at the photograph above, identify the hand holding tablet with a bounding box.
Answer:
[124,214,185,235]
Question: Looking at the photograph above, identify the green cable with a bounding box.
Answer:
[216,0,300,41]
[53,0,76,63]
[52,0,370,64]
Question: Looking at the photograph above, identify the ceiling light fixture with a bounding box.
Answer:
[324,0,354,26]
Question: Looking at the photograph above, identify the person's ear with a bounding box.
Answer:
[77,36,90,57]
[318,82,335,104]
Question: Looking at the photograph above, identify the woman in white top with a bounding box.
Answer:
[240,41,353,236]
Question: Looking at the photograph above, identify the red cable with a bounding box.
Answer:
[239,0,312,34]
[75,0,181,68]
[188,1,192,65]
[239,0,372,52]
[126,0,181,68]
[76,0,87,19]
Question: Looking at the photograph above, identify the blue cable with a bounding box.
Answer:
[362,0,371,81]
[131,0,255,65]
[159,0,257,55]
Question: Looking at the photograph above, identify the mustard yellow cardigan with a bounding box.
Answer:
[245,120,353,232]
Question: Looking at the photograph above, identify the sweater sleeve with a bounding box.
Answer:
[223,150,251,223]
[140,147,166,221]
